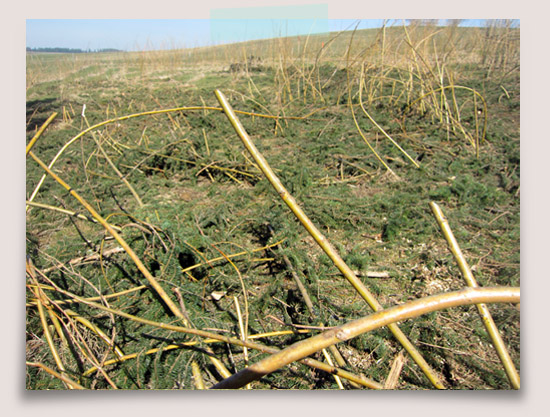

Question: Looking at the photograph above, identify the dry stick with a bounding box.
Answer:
[214,89,445,389]
[384,350,406,389]
[429,202,521,389]
[44,282,382,389]
[211,287,519,389]
[26,112,58,156]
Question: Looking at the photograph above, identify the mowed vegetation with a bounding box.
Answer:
[26,21,520,390]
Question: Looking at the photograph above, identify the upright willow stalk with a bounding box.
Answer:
[214,89,445,389]
[344,27,397,178]
[358,63,420,168]
[429,202,520,389]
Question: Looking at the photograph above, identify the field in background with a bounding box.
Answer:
[26,21,520,390]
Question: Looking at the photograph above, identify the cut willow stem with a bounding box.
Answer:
[214,89,445,389]
[40,246,126,274]
[26,106,321,211]
[26,362,85,390]
[26,260,71,388]
[92,135,144,207]
[26,112,58,156]
[211,287,519,389]
[402,85,488,152]
[322,348,345,389]
[234,296,250,389]
[344,26,397,179]
[27,283,146,308]
[180,239,284,274]
[192,361,206,390]
[429,201,520,389]
[41,279,382,389]
[64,309,124,359]
[25,200,123,232]
[27,150,186,323]
[83,330,316,377]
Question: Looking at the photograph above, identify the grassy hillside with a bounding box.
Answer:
[26,22,520,390]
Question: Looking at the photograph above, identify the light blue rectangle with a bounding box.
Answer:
[210,4,329,44]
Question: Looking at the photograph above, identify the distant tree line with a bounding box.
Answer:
[26,47,124,54]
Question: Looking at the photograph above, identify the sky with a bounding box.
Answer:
[25,17,503,52]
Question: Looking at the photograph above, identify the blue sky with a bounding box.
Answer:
[26,18,505,52]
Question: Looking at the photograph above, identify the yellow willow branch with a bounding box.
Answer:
[27,283,147,308]
[26,112,58,156]
[93,134,144,207]
[27,150,186,323]
[25,200,123,232]
[402,85,488,151]
[180,239,284,274]
[26,362,85,390]
[26,106,321,210]
[429,201,520,389]
[26,261,71,388]
[358,64,420,168]
[28,152,232,380]
[192,362,206,390]
[211,287,520,389]
[64,309,125,359]
[40,281,382,389]
[344,31,396,177]
[214,88,444,389]
[82,329,314,377]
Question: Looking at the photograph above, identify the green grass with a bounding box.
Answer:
[26,23,519,390]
